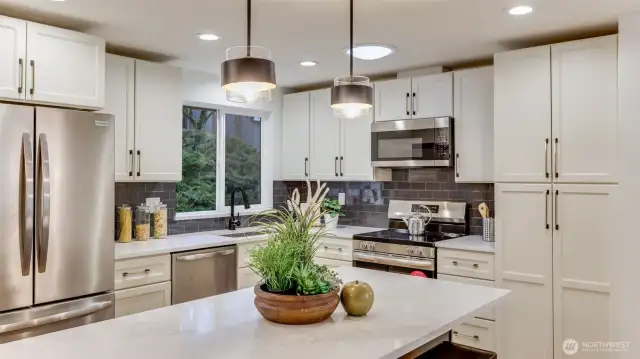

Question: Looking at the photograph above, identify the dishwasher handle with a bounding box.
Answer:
[175,249,235,261]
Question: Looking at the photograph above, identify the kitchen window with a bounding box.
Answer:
[176,106,266,220]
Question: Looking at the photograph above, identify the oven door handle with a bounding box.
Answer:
[353,251,434,271]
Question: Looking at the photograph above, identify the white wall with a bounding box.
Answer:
[615,13,640,358]
[181,69,283,208]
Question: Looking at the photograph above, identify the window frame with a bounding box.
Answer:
[175,104,271,221]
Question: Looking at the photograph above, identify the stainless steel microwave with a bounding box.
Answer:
[371,117,454,168]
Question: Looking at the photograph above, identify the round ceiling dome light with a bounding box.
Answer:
[508,5,533,15]
[198,33,221,41]
[300,61,319,67]
[345,44,395,60]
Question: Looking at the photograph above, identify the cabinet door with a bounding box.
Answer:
[552,36,618,184]
[374,78,411,122]
[553,184,614,359]
[495,183,553,359]
[26,22,105,109]
[453,67,494,183]
[0,16,26,100]
[237,267,261,290]
[281,92,310,180]
[494,46,552,183]
[103,55,135,182]
[412,72,454,118]
[115,281,171,318]
[339,114,373,180]
[134,60,182,182]
[310,89,340,180]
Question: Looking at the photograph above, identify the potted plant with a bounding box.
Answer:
[322,198,344,230]
[250,180,343,325]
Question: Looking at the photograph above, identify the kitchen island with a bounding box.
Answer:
[0,267,509,359]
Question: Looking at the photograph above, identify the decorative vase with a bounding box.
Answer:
[254,284,340,325]
[324,213,339,230]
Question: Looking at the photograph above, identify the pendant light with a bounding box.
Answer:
[331,0,373,119]
[221,0,276,103]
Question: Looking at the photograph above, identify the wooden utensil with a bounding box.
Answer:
[478,203,489,219]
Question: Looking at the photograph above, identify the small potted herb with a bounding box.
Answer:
[322,198,344,230]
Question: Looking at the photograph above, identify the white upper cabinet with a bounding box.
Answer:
[281,92,311,180]
[310,89,341,180]
[374,78,411,122]
[552,184,614,359]
[551,35,618,184]
[0,16,26,100]
[134,60,182,182]
[494,46,552,183]
[340,114,374,180]
[103,55,135,182]
[412,72,453,119]
[454,67,494,183]
[495,183,553,359]
[26,22,105,109]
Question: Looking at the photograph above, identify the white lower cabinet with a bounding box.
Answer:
[237,240,268,290]
[452,318,496,353]
[237,267,261,290]
[115,281,171,318]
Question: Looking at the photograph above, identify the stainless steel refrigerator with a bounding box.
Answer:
[0,104,115,343]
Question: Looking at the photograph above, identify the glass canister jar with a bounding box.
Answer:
[135,205,151,241]
[117,205,132,243]
[153,204,168,239]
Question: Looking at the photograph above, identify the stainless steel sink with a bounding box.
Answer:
[220,231,267,238]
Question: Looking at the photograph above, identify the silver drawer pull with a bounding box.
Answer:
[176,249,235,261]
[453,331,479,341]
[0,301,112,334]
[324,246,343,252]
[122,268,151,277]
[452,261,458,265]
[473,263,479,268]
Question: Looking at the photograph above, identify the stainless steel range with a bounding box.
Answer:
[352,200,467,278]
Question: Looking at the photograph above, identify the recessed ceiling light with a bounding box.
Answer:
[344,44,395,60]
[300,61,318,67]
[197,33,221,41]
[508,5,533,15]
[51,0,66,2]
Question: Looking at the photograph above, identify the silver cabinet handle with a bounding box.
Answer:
[136,150,141,177]
[128,150,133,177]
[455,153,460,178]
[122,268,150,277]
[555,189,559,230]
[304,157,308,177]
[334,156,339,177]
[0,301,112,334]
[554,138,559,178]
[20,133,34,276]
[453,331,479,341]
[18,58,24,95]
[36,134,51,273]
[545,138,549,178]
[176,249,235,261]
[324,246,343,252]
[412,92,416,116]
[452,261,459,265]
[472,263,479,268]
[545,189,550,230]
[29,60,35,96]
[405,93,410,116]
[339,156,344,177]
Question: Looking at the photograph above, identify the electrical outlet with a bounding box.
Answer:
[338,193,346,206]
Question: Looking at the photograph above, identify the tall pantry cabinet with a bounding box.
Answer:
[494,35,617,359]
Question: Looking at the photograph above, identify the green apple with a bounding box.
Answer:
[340,280,374,316]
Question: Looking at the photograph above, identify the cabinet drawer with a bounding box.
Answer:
[115,281,171,318]
[314,257,351,269]
[316,236,353,261]
[437,249,495,280]
[437,274,495,321]
[237,240,267,268]
[115,255,171,290]
[237,267,261,290]
[452,318,496,352]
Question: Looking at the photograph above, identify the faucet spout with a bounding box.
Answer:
[228,187,251,230]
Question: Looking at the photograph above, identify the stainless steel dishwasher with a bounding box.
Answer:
[171,246,237,304]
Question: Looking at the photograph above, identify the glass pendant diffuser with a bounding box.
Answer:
[331,0,373,119]
[221,0,276,104]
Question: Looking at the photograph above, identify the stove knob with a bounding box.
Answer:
[406,247,413,255]
[414,248,423,256]
[368,242,376,251]
[360,242,368,250]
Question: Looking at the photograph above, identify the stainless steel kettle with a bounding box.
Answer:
[401,206,433,236]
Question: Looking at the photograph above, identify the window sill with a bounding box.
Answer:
[174,208,274,221]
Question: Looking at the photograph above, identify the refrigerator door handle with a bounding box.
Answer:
[20,134,34,276]
[36,133,51,273]
[0,301,113,335]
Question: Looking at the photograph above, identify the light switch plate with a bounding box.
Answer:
[338,193,346,206]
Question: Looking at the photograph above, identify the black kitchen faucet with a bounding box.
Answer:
[228,187,251,230]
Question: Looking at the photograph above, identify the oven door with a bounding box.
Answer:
[352,251,435,278]
[371,117,453,167]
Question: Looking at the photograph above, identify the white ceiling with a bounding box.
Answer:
[0,0,638,89]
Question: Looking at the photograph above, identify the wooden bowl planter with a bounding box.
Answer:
[254,284,340,325]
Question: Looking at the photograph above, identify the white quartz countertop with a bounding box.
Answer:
[435,235,495,253]
[0,267,509,359]
[115,225,381,260]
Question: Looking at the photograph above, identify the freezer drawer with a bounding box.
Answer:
[0,292,114,344]
[172,246,237,304]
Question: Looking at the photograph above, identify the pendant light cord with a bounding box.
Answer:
[350,0,354,80]
[247,0,251,57]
